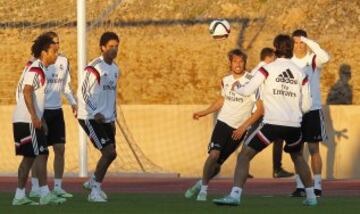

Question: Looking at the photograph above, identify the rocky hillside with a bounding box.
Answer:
[0,0,359,104]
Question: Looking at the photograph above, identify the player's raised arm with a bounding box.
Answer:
[300,36,330,67]
[232,68,266,96]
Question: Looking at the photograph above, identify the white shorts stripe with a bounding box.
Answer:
[257,131,271,145]
[85,120,103,150]
[20,135,32,143]
[287,134,302,147]
[30,123,39,155]
[244,123,264,146]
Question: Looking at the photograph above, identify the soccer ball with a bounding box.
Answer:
[209,19,231,40]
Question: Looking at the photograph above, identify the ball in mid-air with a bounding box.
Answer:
[209,19,231,40]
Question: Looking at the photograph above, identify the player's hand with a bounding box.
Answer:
[231,81,240,91]
[71,104,78,118]
[193,111,207,120]
[31,116,42,129]
[94,113,105,123]
[232,126,246,140]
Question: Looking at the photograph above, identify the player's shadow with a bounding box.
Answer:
[326,64,352,105]
[311,64,352,179]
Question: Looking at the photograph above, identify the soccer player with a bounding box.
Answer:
[12,34,66,205]
[251,48,294,178]
[290,29,330,197]
[213,34,317,206]
[250,47,275,75]
[29,32,77,198]
[77,32,120,202]
[184,49,264,201]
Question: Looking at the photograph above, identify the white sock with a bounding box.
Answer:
[14,188,25,199]
[200,185,208,193]
[314,174,322,190]
[39,185,50,197]
[54,178,62,190]
[295,174,305,189]
[305,187,316,200]
[90,175,96,183]
[31,178,39,191]
[196,180,202,188]
[92,181,101,190]
[230,186,242,200]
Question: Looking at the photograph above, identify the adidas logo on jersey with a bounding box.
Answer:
[275,69,298,84]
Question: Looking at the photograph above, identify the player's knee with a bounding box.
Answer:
[308,144,319,155]
[214,164,221,174]
[54,145,65,157]
[107,150,117,161]
[208,150,220,161]
[290,152,301,161]
[237,153,249,163]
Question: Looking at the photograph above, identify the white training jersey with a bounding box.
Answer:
[217,73,257,129]
[250,61,267,100]
[13,59,48,123]
[77,56,119,122]
[291,36,330,110]
[234,58,312,127]
[44,54,76,109]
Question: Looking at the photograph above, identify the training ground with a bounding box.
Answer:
[1,177,359,213]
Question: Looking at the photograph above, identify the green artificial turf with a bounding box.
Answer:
[1,193,359,214]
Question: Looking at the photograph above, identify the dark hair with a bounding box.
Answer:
[228,49,247,65]
[100,32,119,47]
[31,34,56,58]
[292,29,307,37]
[273,34,293,58]
[260,47,275,61]
[42,31,58,39]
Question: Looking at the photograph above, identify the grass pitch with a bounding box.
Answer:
[1,193,359,214]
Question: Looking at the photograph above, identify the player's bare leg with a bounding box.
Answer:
[30,158,40,197]
[213,146,257,206]
[51,144,73,197]
[291,145,306,197]
[308,142,322,196]
[197,150,221,201]
[233,146,257,188]
[290,151,317,205]
[273,140,294,178]
[37,154,50,197]
[202,150,221,186]
[35,154,66,205]
[229,146,256,203]
[13,157,37,205]
[18,157,35,189]
[185,150,221,201]
[87,144,116,202]
[94,144,117,183]
[53,144,65,181]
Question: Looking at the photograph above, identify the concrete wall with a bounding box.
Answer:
[1,105,360,178]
